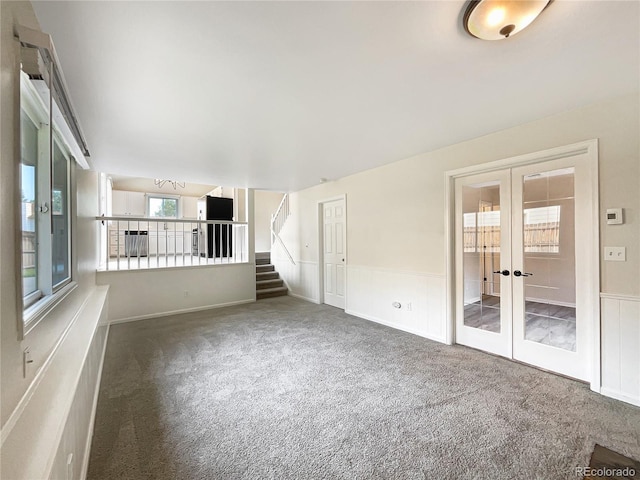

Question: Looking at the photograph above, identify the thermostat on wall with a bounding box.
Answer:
[606,208,623,225]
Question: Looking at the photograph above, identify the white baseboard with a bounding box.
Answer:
[466,294,576,309]
[288,291,320,304]
[600,387,640,408]
[80,324,110,480]
[525,296,576,308]
[345,309,446,344]
[109,298,256,325]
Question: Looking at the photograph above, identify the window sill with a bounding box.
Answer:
[23,281,78,337]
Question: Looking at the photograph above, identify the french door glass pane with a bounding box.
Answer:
[523,168,576,351]
[21,113,38,297]
[462,181,501,332]
[52,142,70,287]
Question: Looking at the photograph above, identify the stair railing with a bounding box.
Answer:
[270,194,295,265]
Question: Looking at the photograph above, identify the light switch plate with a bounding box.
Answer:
[604,247,626,261]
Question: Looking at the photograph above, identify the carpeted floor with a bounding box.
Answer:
[87,296,640,479]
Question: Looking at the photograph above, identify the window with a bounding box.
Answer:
[20,72,73,314]
[463,205,561,254]
[463,208,501,253]
[148,195,179,218]
[524,205,561,253]
[21,112,39,299]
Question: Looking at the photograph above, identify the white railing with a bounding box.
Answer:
[96,216,248,271]
[271,194,289,239]
[270,194,295,264]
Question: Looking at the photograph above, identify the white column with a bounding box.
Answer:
[246,188,255,265]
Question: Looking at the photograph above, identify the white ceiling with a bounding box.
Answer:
[32,1,639,192]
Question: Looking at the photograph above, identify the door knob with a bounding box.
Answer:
[513,270,533,277]
[493,270,510,276]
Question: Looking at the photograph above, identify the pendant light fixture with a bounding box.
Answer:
[154,179,185,190]
[463,0,552,40]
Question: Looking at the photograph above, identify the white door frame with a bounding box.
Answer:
[444,139,600,391]
[318,195,347,307]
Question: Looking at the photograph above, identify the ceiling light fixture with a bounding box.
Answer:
[154,179,185,190]
[463,0,552,40]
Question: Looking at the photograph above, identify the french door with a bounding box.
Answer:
[455,155,593,381]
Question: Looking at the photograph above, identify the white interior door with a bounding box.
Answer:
[323,199,346,309]
[455,155,595,381]
[511,158,590,381]
[455,170,512,358]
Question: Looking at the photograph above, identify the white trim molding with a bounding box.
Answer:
[108,298,256,325]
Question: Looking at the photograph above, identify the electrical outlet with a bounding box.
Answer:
[183,291,189,297]
[406,302,412,311]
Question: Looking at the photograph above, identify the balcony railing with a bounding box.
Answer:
[96,216,248,271]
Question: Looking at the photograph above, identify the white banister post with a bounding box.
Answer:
[246,188,255,265]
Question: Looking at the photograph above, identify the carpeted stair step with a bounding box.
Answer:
[256,271,279,281]
[256,278,284,290]
[256,264,275,273]
[256,257,271,265]
[256,286,288,299]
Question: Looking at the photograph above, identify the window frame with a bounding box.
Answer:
[19,71,77,333]
[147,193,181,219]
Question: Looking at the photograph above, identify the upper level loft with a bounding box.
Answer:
[94,174,250,271]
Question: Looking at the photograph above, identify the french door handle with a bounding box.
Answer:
[513,270,533,277]
[493,270,510,276]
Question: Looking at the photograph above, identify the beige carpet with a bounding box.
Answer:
[87,296,640,479]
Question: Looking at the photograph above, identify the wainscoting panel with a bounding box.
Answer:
[272,243,320,303]
[277,260,320,303]
[50,322,109,480]
[601,294,640,407]
[346,265,446,343]
[0,286,109,480]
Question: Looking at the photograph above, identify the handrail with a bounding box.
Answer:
[270,194,294,265]
[96,216,247,225]
[271,227,296,266]
[272,193,288,225]
[95,216,249,271]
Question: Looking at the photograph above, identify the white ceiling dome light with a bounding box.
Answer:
[463,0,552,40]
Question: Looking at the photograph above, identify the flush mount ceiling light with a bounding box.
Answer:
[154,179,185,190]
[463,0,552,40]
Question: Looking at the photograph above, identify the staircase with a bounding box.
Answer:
[256,252,288,299]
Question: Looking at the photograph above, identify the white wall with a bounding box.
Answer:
[273,93,640,401]
[181,195,199,219]
[96,264,256,322]
[1,3,108,477]
[254,190,284,253]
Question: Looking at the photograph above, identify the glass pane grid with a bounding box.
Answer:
[523,168,576,352]
[462,182,502,335]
